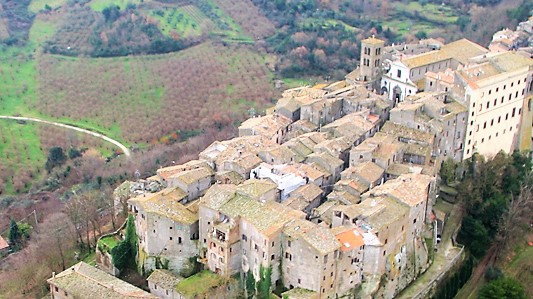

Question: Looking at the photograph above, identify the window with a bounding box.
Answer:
[383,250,386,256]
[397,69,402,78]
[169,236,173,241]
[498,116,501,123]
[506,113,509,120]
[413,218,417,224]
[491,119,494,126]
[242,234,247,241]
[298,278,302,284]
[170,226,173,230]
[482,138,485,143]
[486,102,490,109]
[501,97,504,103]
[483,122,487,129]
[271,254,275,261]
[489,89,492,95]
[178,237,182,244]
[494,99,497,106]
[288,240,291,247]
[512,108,516,117]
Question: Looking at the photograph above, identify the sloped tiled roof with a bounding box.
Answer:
[47,262,157,299]
[283,219,341,255]
[147,269,183,290]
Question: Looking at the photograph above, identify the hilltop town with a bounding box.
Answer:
[46,17,533,299]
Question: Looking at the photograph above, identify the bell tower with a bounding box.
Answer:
[360,36,385,84]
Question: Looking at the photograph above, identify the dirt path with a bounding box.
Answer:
[0,115,130,157]
[455,246,497,299]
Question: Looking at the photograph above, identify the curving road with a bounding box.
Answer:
[0,115,131,157]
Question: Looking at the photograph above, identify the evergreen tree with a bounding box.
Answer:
[111,214,137,271]
[257,265,272,299]
[246,270,255,299]
[479,277,526,299]
[8,219,21,250]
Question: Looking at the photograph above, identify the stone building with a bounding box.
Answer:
[281,219,341,297]
[129,188,200,275]
[390,92,468,161]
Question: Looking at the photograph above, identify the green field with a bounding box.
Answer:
[148,5,214,38]
[392,2,459,25]
[0,120,45,194]
[378,1,461,37]
[201,0,252,42]
[503,244,533,297]
[176,271,226,297]
[89,0,148,12]
[28,0,68,13]
[97,235,121,253]
[29,18,57,48]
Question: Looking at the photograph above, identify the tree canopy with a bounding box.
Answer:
[456,151,532,258]
[479,277,526,299]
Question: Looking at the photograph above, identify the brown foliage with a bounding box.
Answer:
[37,42,278,144]
[0,212,78,298]
[214,0,275,39]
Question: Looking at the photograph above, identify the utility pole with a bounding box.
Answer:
[33,210,38,233]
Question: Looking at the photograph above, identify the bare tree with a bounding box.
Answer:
[494,175,533,257]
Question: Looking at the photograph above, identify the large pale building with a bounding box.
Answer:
[455,52,533,158]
